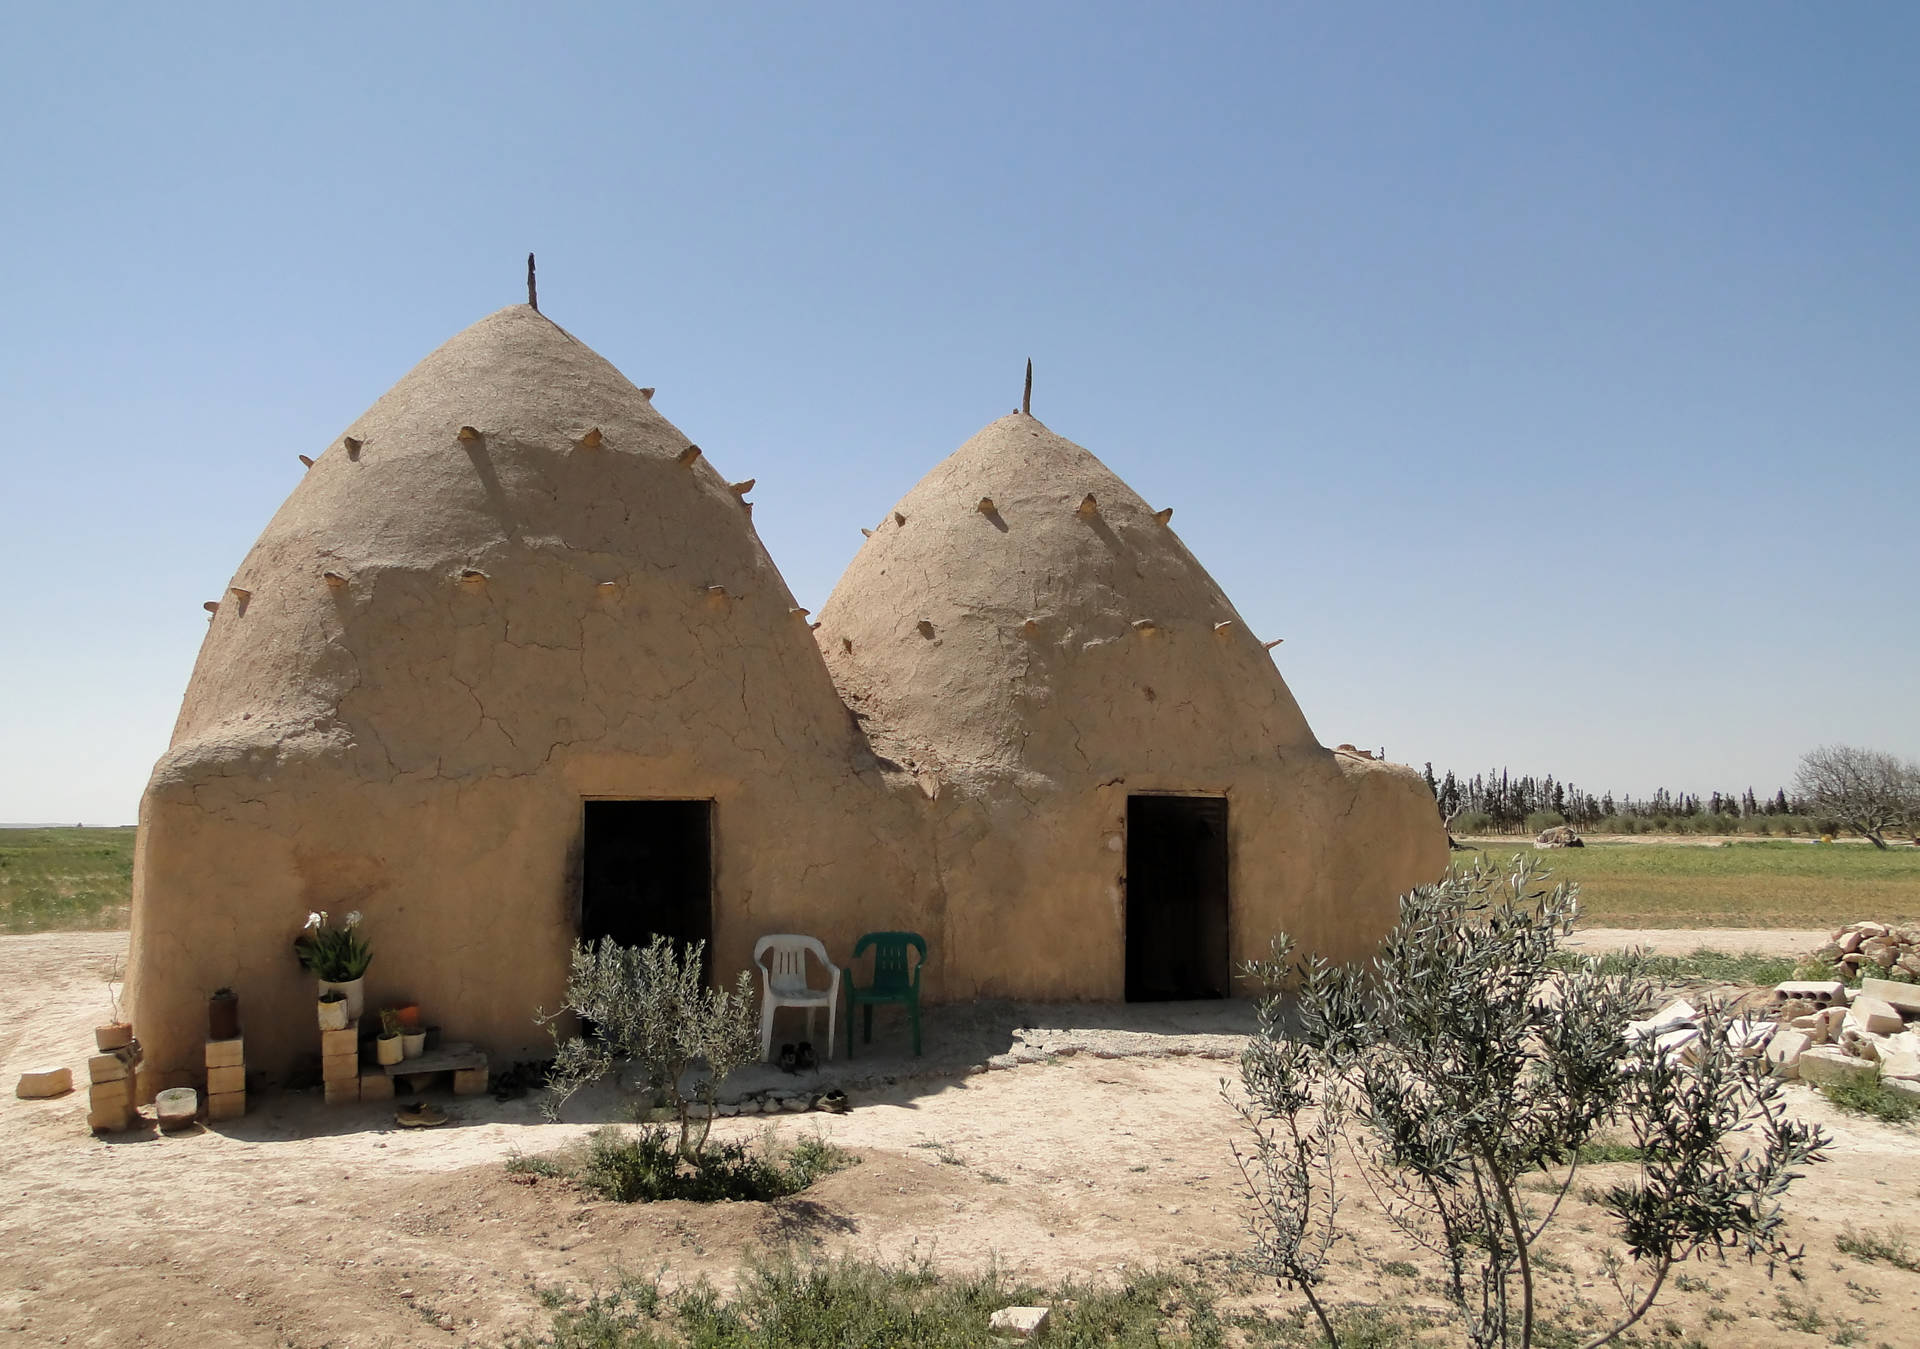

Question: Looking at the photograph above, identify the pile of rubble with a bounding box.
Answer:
[1632,976,1920,1099]
[1806,922,1920,981]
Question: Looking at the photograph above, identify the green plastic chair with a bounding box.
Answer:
[844,931,926,1058]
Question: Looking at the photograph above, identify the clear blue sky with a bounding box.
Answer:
[3,3,1915,824]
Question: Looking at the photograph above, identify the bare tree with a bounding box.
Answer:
[1792,744,1920,849]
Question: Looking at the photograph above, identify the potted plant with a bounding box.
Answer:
[293,910,371,1019]
[375,1008,404,1066]
[318,988,349,1031]
[95,961,133,1052]
[400,1010,427,1060]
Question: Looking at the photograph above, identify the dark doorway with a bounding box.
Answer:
[1125,795,1230,1001]
[581,800,713,975]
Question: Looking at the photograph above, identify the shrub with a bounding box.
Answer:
[1234,855,1829,1349]
[538,936,759,1160]
[1455,810,1494,835]
[1525,811,1567,835]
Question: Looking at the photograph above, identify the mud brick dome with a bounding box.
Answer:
[127,304,1445,1088]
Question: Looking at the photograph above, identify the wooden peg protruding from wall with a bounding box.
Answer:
[677,445,702,467]
[342,436,363,454]
[729,479,755,496]
[298,454,315,469]
[1213,620,1237,634]
[639,387,655,400]
[457,426,481,442]
[323,571,348,590]
[976,496,996,514]
[578,428,603,448]
[861,527,874,538]
[459,568,489,584]
[1077,494,1099,518]
[203,600,219,614]
[893,511,907,526]
[1263,637,1284,649]
[916,620,936,638]
[1153,507,1173,525]
[1131,619,1159,632]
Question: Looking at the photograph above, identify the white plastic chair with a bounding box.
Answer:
[753,934,841,1063]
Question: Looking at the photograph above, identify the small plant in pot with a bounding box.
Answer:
[96,958,133,1051]
[375,1008,405,1066]
[318,988,349,1032]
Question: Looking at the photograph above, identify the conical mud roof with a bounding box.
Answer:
[816,414,1316,783]
[163,303,850,778]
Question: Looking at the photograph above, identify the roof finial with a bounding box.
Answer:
[1022,358,1032,416]
[527,253,538,311]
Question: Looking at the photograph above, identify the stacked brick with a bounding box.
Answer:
[322,1024,360,1105]
[87,1041,141,1132]
[205,1036,246,1120]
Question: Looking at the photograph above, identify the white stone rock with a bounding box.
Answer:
[1627,1000,1697,1041]
[782,1097,809,1112]
[1859,978,1920,1016]
[1883,1078,1920,1101]
[1877,1046,1920,1081]
[1797,1047,1879,1088]
[14,1066,73,1098]
[987,1306,1050,1338]
[1774,980,1845,1006]
[1822,1006,1850,1039]
[1655,1028,1702,1064]
[1848,995,1904,1036]
[1766,1029,1810,1079]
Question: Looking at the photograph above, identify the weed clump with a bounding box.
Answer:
[513,1127,854,1205]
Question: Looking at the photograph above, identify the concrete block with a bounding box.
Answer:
[207,1089,245,1121]
[322,1051,360,1083]
[988,1306,1051,1337]
[87,1052,129,1084]
[1848,996,1904,1036]
[1797,1047,1879,1088]
[359,1071,394,1101]
[87,1105,136,1132]
[206,1065,246,1096]
[1766,1029,1810,1078]
[453,1068,488,1097]
[1773,981,1845,1006]
[320,1026,360,1059]
[15,1066,72,1098]
[323,1077,359,1106]
[1884,1078,1920,1101]
[1655,1028,1702,1064]
[89,1079,131,1111]
[204,1036,245,1069]
[1628,1000,1697,1041]
[1858,977,1920,1015]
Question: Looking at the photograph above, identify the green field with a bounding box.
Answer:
[4,828,1918,937]
[0,827,137,933]
[1453,838,1920,929]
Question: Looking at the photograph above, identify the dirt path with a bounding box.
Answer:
[1568,927,1827,957]
[4,931,1919,1347]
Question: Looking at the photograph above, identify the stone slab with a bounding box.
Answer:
[360,1071,395,1101]
[1766,1029,1810,1079]
[15,1066,72,1098]
[87,1052,129,1084]
[988,1306,1051,1337]
[1858,979,1920,1016]
[323,1078,359,1106]
[452,1067,488,1096]
[1797,1047,1879,1088]
[1848,996,1904,1036]
[380,1042,486,1077]
[89,1080,131,1111]
[322,1051,360,1083]
[1884,1078,1920,1101]
[206,1065,246,1096]
[87,1105,136,1132]
[204,1036,245,1069]
[207,1089,245,1121]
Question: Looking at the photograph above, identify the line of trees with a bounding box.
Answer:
[1422,744,1920,843]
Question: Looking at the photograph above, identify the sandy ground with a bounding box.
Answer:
[5,931,1920,1348]
[1567,928,1828,957]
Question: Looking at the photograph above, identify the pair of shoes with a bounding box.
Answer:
[816,1088,849,1113]
[777,1044,799,1074]
[395,1101,448,1128]
[794,1041,817,1072]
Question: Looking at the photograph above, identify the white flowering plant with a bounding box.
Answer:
[293,909,371,982]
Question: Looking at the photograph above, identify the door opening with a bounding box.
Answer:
[581,800,713,977]
[1125,795,1229,1001]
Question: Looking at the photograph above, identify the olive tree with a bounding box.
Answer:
[1233,856,1828,1348]
[1793,743,1920,848]
[538,936,759,1160]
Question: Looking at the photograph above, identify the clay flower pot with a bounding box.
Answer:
[318,994,349,1032]
[209,989,240,1041]
[375,1034,404,1067]
[401,1031,427,1060]
[318,977,364,1021]
[393,1003,422,1032]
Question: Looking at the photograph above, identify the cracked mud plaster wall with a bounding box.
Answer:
[127,309,1446,1092]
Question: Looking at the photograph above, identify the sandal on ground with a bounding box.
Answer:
[395,1102,448,1128]
[816,1089,849,1113]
